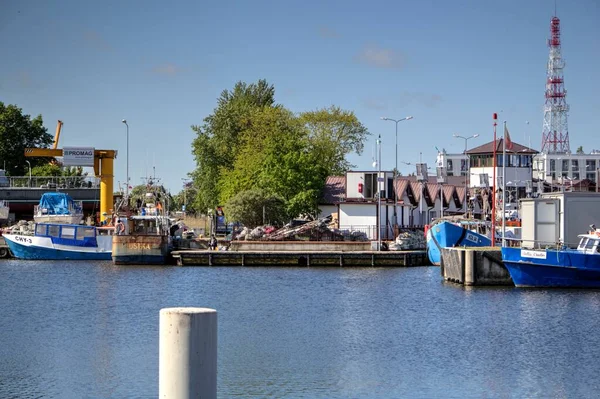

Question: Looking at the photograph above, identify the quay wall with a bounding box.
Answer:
[441,247,513,286]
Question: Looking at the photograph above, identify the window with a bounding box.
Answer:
[586,160,596,172]
[571,159,578,171]
[562,159,569,172]
[587,172,596,181]
[36,224,47,236]
[48,225,60,237]
[364,173,378,198]
[573,172,580,180]
[61,226,76,239]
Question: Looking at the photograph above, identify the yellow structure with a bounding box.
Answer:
[24,148,117,222]
[52,120,63,149]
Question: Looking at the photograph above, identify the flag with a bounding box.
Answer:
[504,125,514,151]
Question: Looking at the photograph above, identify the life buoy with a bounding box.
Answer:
[424,224,430,238]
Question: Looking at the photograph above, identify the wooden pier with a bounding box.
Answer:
[170,249,428,267]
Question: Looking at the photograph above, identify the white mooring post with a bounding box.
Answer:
[159,307,217,399]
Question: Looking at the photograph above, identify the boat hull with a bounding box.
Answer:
[3,234,112,261]
[426,221,491,266]
[501,247,600,288]
[112,235,170,265]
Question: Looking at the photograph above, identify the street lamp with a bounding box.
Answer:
[121,119,129,203]
[182,178,190,216]
[25,160,31,187]
[381,116,413,227]
[453,133,479,213]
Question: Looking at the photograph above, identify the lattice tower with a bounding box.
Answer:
[541,16,570,153]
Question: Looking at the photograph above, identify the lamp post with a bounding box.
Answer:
[25,160,31,187]
[376,135,382,251]
[182,178,190,216]
[121,119,129,203]
[381,116,413,227]
[453,133,479,213]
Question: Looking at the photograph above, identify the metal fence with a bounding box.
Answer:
[5,176,100,189]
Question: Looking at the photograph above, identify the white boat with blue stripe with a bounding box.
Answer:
[3,223,114,260]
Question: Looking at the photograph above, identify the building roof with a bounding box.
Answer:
[321,176,345,204]
[467,139,538,155]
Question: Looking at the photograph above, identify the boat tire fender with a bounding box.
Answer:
[0,247,9,258]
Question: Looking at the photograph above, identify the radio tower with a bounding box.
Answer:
[541,15,570,153]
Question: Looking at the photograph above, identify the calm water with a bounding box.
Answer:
[1,260,600,398]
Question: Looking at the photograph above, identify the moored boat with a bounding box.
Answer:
[3,223,114,260]
[112,189,173,265]
[501,226,600,288]
[426,219,492,266]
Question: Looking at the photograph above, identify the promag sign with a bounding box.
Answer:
[63,147,95,166]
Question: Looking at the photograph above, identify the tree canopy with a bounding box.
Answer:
[190,79,370,224]
[0,102,54,176]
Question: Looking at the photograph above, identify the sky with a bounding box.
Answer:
[1,0,599,193]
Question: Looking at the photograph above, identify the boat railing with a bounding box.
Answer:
[6,176,100,189]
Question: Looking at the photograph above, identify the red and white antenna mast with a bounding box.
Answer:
[541,15,570,153]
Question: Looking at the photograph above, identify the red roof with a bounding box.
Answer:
[466,139,538,155]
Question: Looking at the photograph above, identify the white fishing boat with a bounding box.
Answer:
[3,223,114,260]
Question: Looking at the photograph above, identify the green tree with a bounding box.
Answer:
[300,105,370,175]
[0,102,54,175]
[576,146,584,154]
[191,79,276,212]
[225,189,287,228]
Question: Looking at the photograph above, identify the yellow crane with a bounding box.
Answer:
[52,120,63,149]
[24,147,117,223]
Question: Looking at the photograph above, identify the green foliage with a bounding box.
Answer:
[191,79,276,212]
[0,102,54,175]
[576,146,584,154]
[225,189,287,228]
[31,164,86,178]
[190,81,370,223]
[300,105,370,174]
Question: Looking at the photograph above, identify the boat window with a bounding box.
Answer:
[585,238,596,249]
[36,224,47,236]
[48,225,60,237]
[61,226,76,239]
[77,227,96,240]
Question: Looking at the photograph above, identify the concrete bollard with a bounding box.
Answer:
[159,307,217,399]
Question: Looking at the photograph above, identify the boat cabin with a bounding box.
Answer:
[577,229,600,254]
[130,215,171,236]
[35,223,113,246]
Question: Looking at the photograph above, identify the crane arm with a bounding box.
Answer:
[52,120,63,150]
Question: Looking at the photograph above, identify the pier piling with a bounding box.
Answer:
[159,307,217,399]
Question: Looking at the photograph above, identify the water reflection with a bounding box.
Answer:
[1,261,600,398]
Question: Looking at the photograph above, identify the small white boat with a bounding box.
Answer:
[3,223,114,260]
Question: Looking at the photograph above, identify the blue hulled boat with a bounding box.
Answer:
[3,223,114,260]
[426,219,492,266]
[501,227,600,288]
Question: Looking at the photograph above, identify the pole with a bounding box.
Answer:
[464,140,468,214]
[26,160,31,187]
[492,114,497,246]
[159,307,217,399]
[502,121,507,247]
[122,120,129,203]
[377,135,382,251]
[440,184,443,218]
[394,121,398,227]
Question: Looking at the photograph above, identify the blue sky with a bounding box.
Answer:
[1,0,598,193]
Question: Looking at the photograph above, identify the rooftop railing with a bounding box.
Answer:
[4,176,101,189]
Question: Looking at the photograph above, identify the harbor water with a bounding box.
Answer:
[1,260,600,398]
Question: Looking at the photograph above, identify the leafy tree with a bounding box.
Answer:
[190,82,371,223]
[300,106,370,175]
[576,146,584,154]
[191,79,276,212]
[0,102,54,175]
[225,189,287,228]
